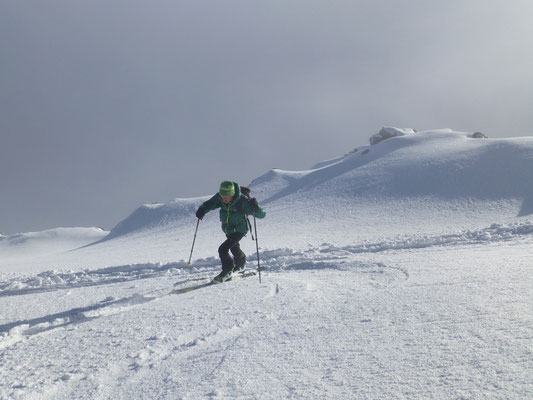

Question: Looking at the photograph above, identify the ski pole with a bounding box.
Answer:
[253,214,262,283]
[188,218,200,265]
[246,216,255,240]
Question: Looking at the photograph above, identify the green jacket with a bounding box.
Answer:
[198,182,266,234]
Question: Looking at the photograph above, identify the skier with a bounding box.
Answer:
[195,181,266,283]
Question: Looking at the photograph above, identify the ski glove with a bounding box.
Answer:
[196,207,206,220]
[249,198,259,213]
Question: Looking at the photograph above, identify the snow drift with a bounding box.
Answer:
[102,197,207,241]
[252,129,533,205]
[0,227,107,260]
[368,126,416,145]
[87,128,533,242]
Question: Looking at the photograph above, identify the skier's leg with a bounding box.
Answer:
[231,240,246,271]
[218,233,245,272]
[218,238,235,272]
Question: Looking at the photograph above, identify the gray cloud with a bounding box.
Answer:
[1,0,532,233]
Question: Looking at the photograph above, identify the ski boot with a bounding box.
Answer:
[232,255,246,273]
[212,269,233,284]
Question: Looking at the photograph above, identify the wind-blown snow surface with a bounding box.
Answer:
[1,129,532,399]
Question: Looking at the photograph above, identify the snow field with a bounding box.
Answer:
[1,228,531,399]
[1,220,531,298]
[1,130,532,399]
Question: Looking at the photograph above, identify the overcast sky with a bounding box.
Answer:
[1,0,533,234]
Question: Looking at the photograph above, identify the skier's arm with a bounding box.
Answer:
[243,198,266,218]
[196,194,221,218]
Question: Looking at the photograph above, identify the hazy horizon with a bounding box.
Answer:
[2,1,533,234]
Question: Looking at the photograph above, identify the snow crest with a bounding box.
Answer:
[369,126,416,145]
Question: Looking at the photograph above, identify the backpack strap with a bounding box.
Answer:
[235,195,255,241]
[235,194,247,214]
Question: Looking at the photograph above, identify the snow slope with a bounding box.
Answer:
[1,129,532,399]
[0,227,107,263]
[252,128,533,204]
[3,129,532,273]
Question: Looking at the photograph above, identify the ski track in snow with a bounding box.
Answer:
[1,220,531,299]
[0,294,155,350]
[1,220,531,352]
[1,220,531,354]
[1,220,532,399]
[0,251,406,352]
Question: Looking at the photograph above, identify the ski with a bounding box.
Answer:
[228,270,257,281]
[212,269,257,284]
[170,270,257,295]
[172,275,211,287]
[171,280,214,295]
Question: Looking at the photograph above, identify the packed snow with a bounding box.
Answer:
[1,129,532,399]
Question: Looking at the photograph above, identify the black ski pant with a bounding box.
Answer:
[218,233,246,272]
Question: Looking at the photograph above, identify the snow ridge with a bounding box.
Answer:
[321,220,533,254]
[101,197,207,242]
[2,220,531,299]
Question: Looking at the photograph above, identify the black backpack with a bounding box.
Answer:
[240,186,252,200]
